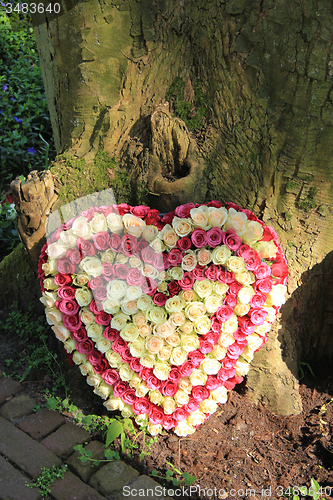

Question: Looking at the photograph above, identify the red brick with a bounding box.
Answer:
[0,377,22,404]
[17,407,65,440]
[41,422,91,457]
[0,392,36,421]
[0,455,41,500]
[50,470,106,500]
[0,415,60,479]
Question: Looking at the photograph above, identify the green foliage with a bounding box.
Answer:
[299,186,318,211]
[299,362,316,380]
[151,462,196,487]
[0,192,19,260]
[281,479,325,500]
[166,77,210,131]
[1,303,68,394]
[26,464,67,497]
[0,6,55,190]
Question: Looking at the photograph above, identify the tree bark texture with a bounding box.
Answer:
[29,0,333,415]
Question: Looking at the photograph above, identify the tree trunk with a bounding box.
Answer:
[29,0,333,415]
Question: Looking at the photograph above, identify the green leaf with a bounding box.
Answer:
[79,455,88,463]
[151,471,159,477]
[172,477,180,486]
[105,420,123,447]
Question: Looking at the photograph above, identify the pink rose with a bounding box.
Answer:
[54,273,73,286]
[216,305,234,322]
[163,415,177,430]
[66,248,82,265]
[95,311,111,326]
[57,286,76,300]
[147,375,162,390]
[57,258,76,275]
[145,209,160,225]
[77,238,96,257]
[125,268,142,286]
[205,264,219,281]
[217,269,235,284]
[89,299,101,314]
[254,262,271,279]
[188,350,205,368]
[114,264,128,280]
[237,244,252,260]
[93,286,108,302]
[178,271,195,290]
[221,356,237,369]
[132,397,151,415]
[136,239,149,254]
[161,381,178,397]
[168,281,181,297]
[192,265,207,280]
[92,232,110,251]
[113,380,129,397]
[223,230,242,251]
[238,316,256,335]
[63,313,82,331]
[174,202,196,218]
[168,248,183,266]
[206,227,223,248]
[184,397,200,412]
[96,206,114,217]
[228,282,243,296]
[109,233,122,252]
[204,331,219,344]
[121,349,133,363]
[121,388,137,405]
[130,358,143,373]
[270,256,288,281]
[112,338,128,353]
[168,368,181,383]
[80,207,96,221]
[87,350,104,366]
[192,386,210,402]
[140,368,153,382]
[114,203,131,215]
[211,317,222,333]
[199,339,214,354]
[141,246,156,264]
[88,276,104,289]
[217,367,236,382]
[223,294,237,308]
[254,277,273,294]
[249,308,268,326]
[149,405,164,425]
[224,376,243,390]
[101,369,120,386]
[179,360,194,377]
[205,376,221,391]
[58,299,79,316]
[101,263,115,281]
[93,360,110,376]
[244,250,261,272]
[141,278,158,296]
[153,292,168,306]
[121,234,137,256]
[207,200,224,208]
[177,236,192,252]
[227,342,244,359]
[71,327,88,342]
[76,339,95,355]
[173,407,189,421]
[233,329,248,342]
[191,229,208,248]
[130,205,149,219]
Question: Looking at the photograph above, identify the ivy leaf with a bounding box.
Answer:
[105,420,123,447]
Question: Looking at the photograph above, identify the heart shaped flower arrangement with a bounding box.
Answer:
[38,200,288,437]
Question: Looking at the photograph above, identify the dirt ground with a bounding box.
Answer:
[19,360,333,500]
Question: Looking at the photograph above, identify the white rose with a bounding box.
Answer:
[170,346,187,366]
[123,213,146,237]
[199,399,218,414]
[86,373,103,388]
[165,295,186,314]
[157,345,173,361]
[174,421,195,437]
[226,256,246,274]
[104,397,124,411]
[189,369,207,386]
[168,266,184,280]
[153,362,171,381]
[208,206,228,227]
[95,338,112,353]
[172,217,194,237]
[72,216,93,239]
[132,312,147,327]
[121,299,139,316]
[220,315,238,334]
[204,294,223,314]
[147,423,163,436]
[89,212,107,233]
[237,286,255,304]
[129,256,142,268]
[79,360,94,376]
[180,289,197,302]
[101,249,116,263]
[137,294,154,311]
[107,279,127,299]
[193,315,211,335]
[80,306,95,325]
[119,363,135,381]
[106,213,123,233]
[255,322,272,336]
[42,259,58,276]
[146,307,167,325]
[213,282,229,296]
[135,383,149,398]
[185,301,206,321]
[162,397,177,414]
[57,228,77,248]
[169,311,186,327]
[75,287,93,307]
[46,242,67,260]
[174,390,189,406]
[210,386,228,403]
[223,208,248,235]
[187,409,206,426]
[45,307,62,326]
[235,271,255,286]
[211,344,228,360]
[94,382,113,400]
[87,323,104,341]
[159,224,178,248]
[253,240,278,259]
[265,284,287,307]
[120,323,140,342]
[235,358,251,377]
[149,390,164,405]
[135,414,149,427]
[200,357,221,375]
[234,302,250,316]
[218,330,236,347]
[129,338,146,358]
[165,333,181,347]
[193,279,213,298]
[142,225,159,241]
[105,350,123,368]
[140,353,156,368]
[72,352,87,365]
[212,245,232,265]
[150,238,165,253]
[40,291,58,309]
[51,325,71,343]
[80,256,103,277]
[72,274,90,287]
[190,205,210,229]
[102,298,120,315]
[241,220,264,246]
[178,377,192,393]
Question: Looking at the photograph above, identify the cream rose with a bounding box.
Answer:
[105,350,123,368]
[146,336,164,354]
[174,421,195,437]
[149,390,164,405]
[80,307,95,325]
[102,298,120,315]
[226,256,246,274]
[58,228,77,248]
[153,362,171,381]
[75,287,93,307]
[234,302,251,316]
[253,240,278,259]
[190,205,210,229]
[42,259,58,276]
[147,423,163,436]
[170,346,187,366]
[86,373,102,388]
[218,330,236,347]
[210,386,228,403]
[159,224,178,248]
[235,271,255,286]
[87,323,104,341]
[196,248,212,266]
[162,397,177,414]
[211,344,228,360]
[200,357,221,375]
[95,338,112,353]
[79,360,94,376]
[168,266,184,281]
[187,409,206,426]
[123,213,146,237]
[119,363,135,382]
[255,322,272,336]
[43,278,59,291]
[212,245,232,265]
[157,345,172,361]
[241,220,264,246]
[169,311,186,327]
[129,373,142,389]
[147,307,167,325]
[106,213,123,234]
[121,299,139,316]
[115,252,128,264]
[94,382,113,400]
[220,315,238,334]
[137,294,154,311]
[178,377,192,394]
[204,294,223,314]
[46,242,67,260]
[179,320,193,334]
[107,279,127,299]
[165,295,185,314]
[101,249,116,263]
[193,279,213,299]
[104,396,124,411]
[157,281,168,293]
[128,256,142,268]
[189,369,207,386]
[129,338,146,358]
[139,324,152,337]
[80,256,103,277]
[45,307,62,326]
[71,216,93,238]
[135,383,149,398]
[174,389,189,406]
[120,323,140,342]
[154,320,175,339]
[72,274,90,287]
[237,286,255,304]
[140,353,156,368]
[180,289,197,302]
[165,333,181,347]
[199,399,218,414]
[150,238,165,253]
[90,212,107,233]
[172,217,194,237]
[185,301,206,321]
[208,206,228,227]
[135,413,148,427]
[142,225,159,241]
[132,312,147,327]
[235,358,251,377]
[51,325,71,343]
[40,291,58,309]
[181,250,197,272]
[223,208,248,235]
[193,316,211,335]
[72,352,87,365]
[265,284,287,307]
[213,282,229,296]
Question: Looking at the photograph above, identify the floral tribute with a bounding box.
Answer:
[38,200,288,437]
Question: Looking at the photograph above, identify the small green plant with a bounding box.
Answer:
[151,462,196,487]
[2,303,68,395]
[26,464,67,497]
[299,186,318,211]
[166,77,210,131]
[299,361,316,380]
[74,443,120,467]
[281,479,325,500]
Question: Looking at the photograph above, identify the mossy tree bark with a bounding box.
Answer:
[29,0,333,415]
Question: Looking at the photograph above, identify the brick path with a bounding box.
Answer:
[0,373,173,500]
